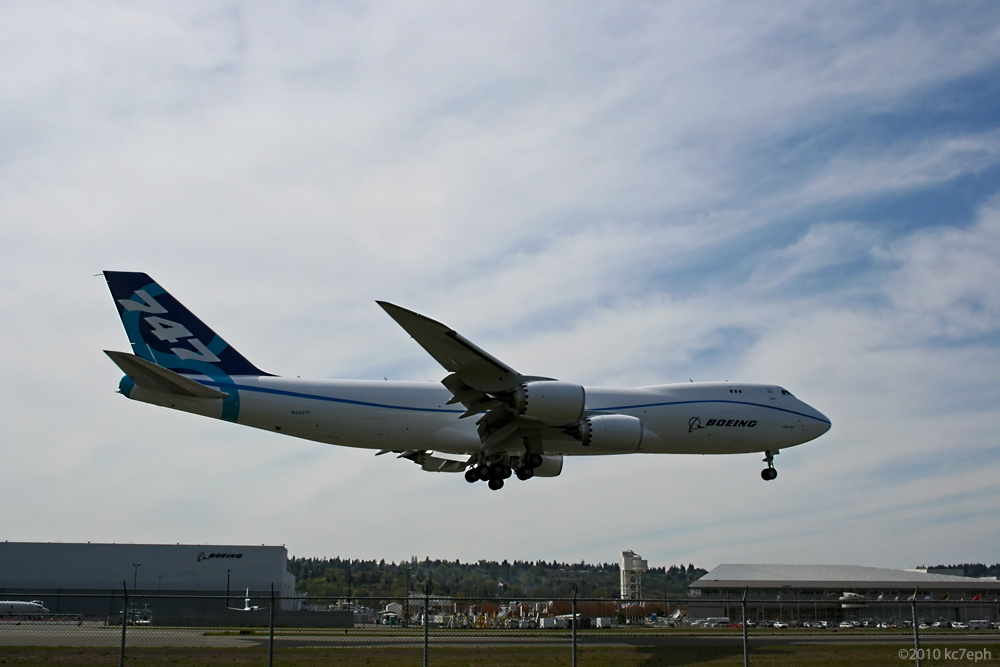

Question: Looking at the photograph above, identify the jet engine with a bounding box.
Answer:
[513,381,585,425]
[531,454,563,477]
[577,414,643,452]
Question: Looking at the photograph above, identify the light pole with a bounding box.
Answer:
[131,563,141,622]
[405,564,412,626]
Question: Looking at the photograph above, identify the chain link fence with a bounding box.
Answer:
[1,591,997,665]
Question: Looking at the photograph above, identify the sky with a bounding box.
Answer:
[2,1,999,574]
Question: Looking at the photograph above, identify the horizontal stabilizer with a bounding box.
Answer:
[105,350,229,399]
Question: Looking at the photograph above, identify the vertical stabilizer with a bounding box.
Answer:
[104,271,270,377]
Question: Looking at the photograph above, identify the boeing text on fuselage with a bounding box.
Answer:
[102,272,832,490]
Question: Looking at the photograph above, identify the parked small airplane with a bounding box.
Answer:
[228,589,262,612]
[839,591,867,609]
[0,600,48,616]
[103,272,831,490]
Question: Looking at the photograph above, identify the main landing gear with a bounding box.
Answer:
[761,450,778,481]
[464,453,543,491]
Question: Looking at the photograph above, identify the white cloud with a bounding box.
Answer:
[790,131,1000,209]
[885,200,1000,342]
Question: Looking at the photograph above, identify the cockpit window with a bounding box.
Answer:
[780,389,793,396]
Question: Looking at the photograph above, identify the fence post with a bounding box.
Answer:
[742,587,749,667]
[571,587,578,667]
[423,580,430,667]
[911,588,921,667]
[268,584,275,667]
[119,581,127,667]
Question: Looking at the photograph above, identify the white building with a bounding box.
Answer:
[688,564,1000,624]
[620,550,647,600]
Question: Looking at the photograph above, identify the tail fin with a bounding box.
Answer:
[104,271,270,377]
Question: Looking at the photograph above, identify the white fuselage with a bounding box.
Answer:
[0,601,48,615]
[122,376,830,457]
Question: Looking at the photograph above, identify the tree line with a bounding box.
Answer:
[287,556,707,599]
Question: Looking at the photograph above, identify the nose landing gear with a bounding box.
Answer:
[761,450,778,481]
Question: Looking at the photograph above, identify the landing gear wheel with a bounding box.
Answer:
[502,466,512,479]
[476,465,491,481]
[760,450,778,481]
[488,477,505,491]
[464,468,478,483]
[515,466,534,481]
[527,453,543,469]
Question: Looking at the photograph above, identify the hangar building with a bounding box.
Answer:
[0,542,297,618]
[689,564,1000,624]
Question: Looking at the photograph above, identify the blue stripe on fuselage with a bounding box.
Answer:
[200,380,465,414]
[194,380,830,423]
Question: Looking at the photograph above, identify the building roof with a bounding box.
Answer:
[690,564,1000,591]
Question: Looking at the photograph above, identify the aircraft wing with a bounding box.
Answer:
[377,302,556,454]
[377,302,535,393]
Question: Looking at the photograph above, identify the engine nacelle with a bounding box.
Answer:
[578,414,644,452]
[513,381,585,425]
[532,454,563,477]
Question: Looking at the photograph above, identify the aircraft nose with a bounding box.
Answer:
[801,403,831,440]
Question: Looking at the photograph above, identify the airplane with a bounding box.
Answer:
[228,589,262,612]
[102,271,831,490]
[0,600,49,616]
[839,591,866,609]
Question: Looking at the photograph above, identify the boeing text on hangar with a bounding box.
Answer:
[197,552,243,562]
